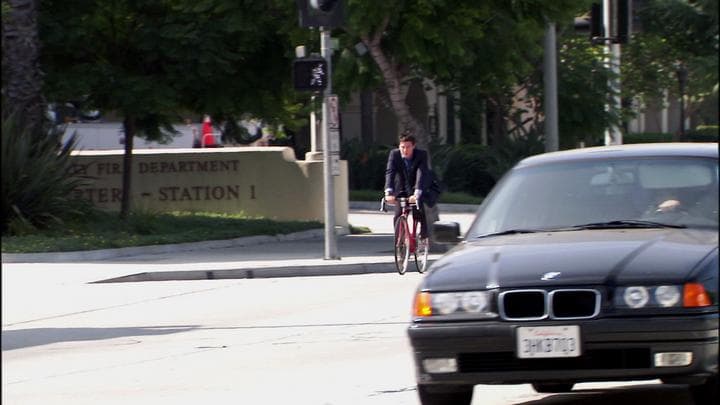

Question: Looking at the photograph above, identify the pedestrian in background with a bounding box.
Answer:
[186,118,201,148]
[201,114,217,147]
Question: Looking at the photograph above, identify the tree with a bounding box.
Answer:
[456,26,618,151]
[333,0,585,148]
[622,0,719,135]
[40,0,302,218]
[2,0,45,133]
[554,34,618,148]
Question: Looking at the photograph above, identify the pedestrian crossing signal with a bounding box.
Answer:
[293,57,328,92]
[296,0,345,28]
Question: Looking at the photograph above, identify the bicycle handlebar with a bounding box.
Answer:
[380,196,417,212]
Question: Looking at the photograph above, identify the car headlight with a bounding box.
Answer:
[414,291,497,318]
[623,286,650,308]
[461,291,489,313]
[615,283,710,309]
[654,285,681,307]
[434,293,460,315]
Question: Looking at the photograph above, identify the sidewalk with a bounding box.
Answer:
[1,204,477,283]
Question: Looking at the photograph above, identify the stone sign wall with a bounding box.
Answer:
[69,147,349,229]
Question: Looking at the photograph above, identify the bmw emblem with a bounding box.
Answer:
[541,271,561,281]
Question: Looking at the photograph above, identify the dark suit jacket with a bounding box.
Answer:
[384,148,430,197]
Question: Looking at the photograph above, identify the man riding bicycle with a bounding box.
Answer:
[384,130,430,248]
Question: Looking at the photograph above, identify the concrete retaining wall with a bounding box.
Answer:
[69,147,349,229]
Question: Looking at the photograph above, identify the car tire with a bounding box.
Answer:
[689,375,718,404]
[417,384,473,405]
[531,382,575,393]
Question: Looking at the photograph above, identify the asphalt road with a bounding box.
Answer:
[2,272,697,405]
[0,208,699,404]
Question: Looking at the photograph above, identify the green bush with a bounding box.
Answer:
[1,112,95,235]
[625,129,718,144]
[341,139,391,191]
[441,145,497,197]
[343,134,542,198]
[688,125,719,142]
[624,132,675,143]
[349,189,483,204]
[349,189,384,201]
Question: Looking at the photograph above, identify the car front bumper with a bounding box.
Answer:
[408,313,718,386]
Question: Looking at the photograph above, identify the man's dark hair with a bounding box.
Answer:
[399,130,416,144]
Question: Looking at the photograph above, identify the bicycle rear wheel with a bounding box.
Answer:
[414,237,429,273]
[394,217,410,275]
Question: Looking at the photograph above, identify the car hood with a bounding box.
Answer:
[424,228,718,291]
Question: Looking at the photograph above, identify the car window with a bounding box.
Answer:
[638,163,714,188]
[468,157,719,237]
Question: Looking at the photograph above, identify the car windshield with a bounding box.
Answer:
[467,157,719,238]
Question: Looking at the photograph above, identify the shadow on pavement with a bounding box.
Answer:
[2,325,198,351]
[513,383,695,405]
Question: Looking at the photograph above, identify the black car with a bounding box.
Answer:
[409,143,718,405]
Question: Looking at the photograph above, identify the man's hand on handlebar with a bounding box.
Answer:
[385,195,418,204]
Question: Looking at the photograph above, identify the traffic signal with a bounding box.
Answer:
[292,57,328,92]
[616,0,631,44]
[590,3,603,41]
[588,1,631,44]
[296,0,344,28]
[310,0,338,12]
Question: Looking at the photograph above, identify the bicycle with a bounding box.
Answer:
[381,196,430,275]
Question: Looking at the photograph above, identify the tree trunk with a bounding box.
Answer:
[360,18,428,149]
[120,117,135,219]
[1,0,45,132]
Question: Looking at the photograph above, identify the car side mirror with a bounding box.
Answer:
[432,221,462,244]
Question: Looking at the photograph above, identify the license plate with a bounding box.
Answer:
[516,325,581,358]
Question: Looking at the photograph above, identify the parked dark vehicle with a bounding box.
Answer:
[409,143,718,405]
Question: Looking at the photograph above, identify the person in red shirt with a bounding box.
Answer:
[201,114,216,147]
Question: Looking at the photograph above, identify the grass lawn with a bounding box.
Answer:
[3,193,481,254]
[2,210,322,254]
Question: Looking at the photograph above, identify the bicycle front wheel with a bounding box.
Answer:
[414,237,429,273]
[394,217,411,275]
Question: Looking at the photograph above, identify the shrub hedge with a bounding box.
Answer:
[341,139,391,191]
[342,126,718,199]
[342,140,503,198]
[439,144,497,197]
[624,128,718,144]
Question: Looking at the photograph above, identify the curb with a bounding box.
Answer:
[91,260,430,283]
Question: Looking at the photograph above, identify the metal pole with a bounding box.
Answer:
[609,43,622,145]
[321,27,338,260]
[604,0,623,145]
[543,21,559,152]
[679,88,685,141]
[677,65,687,142]
[310,96,317,152]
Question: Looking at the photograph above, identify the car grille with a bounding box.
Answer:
[458,348,651,373]
[499,289,601,321]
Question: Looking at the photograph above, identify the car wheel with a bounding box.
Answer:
[417,384,473,405]
[689,375,718,404]
[531,382,575,393]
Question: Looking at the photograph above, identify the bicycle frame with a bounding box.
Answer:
[401,202,420,253]
[397,198,419,253]
[382,196,430,274]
